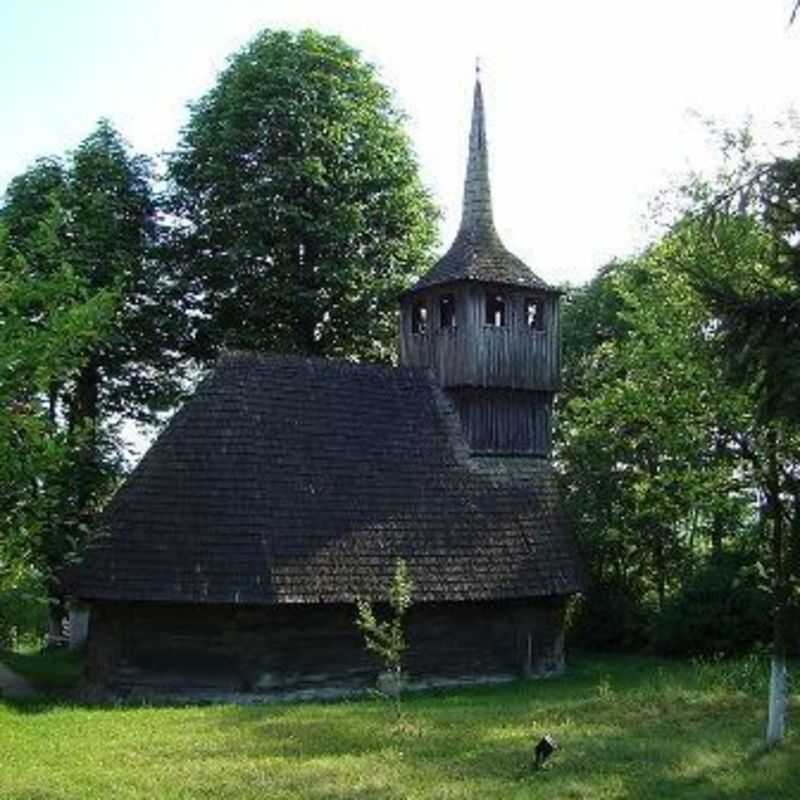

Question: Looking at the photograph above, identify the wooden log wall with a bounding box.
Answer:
[447,388,552,455]
[399,283,561,392]
[85,597,567,694]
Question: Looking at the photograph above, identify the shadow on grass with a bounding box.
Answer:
[3,653,799,799]
[199,655,799,800]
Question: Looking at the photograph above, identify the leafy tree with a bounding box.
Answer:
[684,157,800,746]
[168,28,438,363]
[560,237,753,616]
[0,213,115,643]
[1,121,187,634]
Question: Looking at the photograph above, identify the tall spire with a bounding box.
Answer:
[459,66,495,235]
[404,66,552,294]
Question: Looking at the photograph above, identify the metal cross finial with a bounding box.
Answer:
[476,57,481,79]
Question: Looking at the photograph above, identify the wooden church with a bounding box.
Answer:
[74,76,583,697]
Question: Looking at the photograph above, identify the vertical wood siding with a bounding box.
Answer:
[447,388,552,455]
[399,284,561,392]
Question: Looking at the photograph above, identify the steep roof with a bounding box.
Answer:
[75,352,582,605]
[408,74,553,294]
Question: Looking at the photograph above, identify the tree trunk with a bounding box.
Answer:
[767,623,788,747]
[710,510,724,561]
[765,427,788,747]
[710,439,725,559]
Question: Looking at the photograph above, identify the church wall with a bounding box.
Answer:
[446,387,552,455]
[85,597,567,696]
[399,284,561,392]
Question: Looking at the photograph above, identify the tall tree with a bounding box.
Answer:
[559,238,752,624]
[1,121,186,633]
[168,28,438,363]
[686,159,800,746]
[0,212,115,642]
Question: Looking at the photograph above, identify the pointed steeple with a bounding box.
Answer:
[459,67,495,235]
[406,67,552,294]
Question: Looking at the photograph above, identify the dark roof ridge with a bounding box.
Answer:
[215,349,431,378]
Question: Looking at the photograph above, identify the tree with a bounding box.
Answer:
[168,29,438,364]
[0,213,115,643]
[559,239,752,619]
[355,559,414,715]
[684,159,800,746]
[1,121,187,634]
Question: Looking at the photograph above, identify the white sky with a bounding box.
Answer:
[2,1,800,288]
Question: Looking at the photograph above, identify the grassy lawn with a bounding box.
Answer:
[0,654,797,799]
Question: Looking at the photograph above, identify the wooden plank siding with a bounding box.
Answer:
[447,388,552,456]
[399,283,561,392]
[399,282,559,455]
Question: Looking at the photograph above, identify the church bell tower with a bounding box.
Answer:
[399,71,561,456]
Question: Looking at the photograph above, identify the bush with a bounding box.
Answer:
[0,571,48,649]
[652,552,771,657]
[567,575,650,651]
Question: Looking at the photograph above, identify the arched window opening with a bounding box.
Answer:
[485,293,506,327]
[525,298,544,331]
[439,294,456,329]
[412,300,428,334]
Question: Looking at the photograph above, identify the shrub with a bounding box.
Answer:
[355,559,413,713]
[0,570,48,649]
[653,552,771,657]
[567,575,650,651]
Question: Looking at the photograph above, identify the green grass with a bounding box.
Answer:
[0,647,85,692]
[0,654,797,799]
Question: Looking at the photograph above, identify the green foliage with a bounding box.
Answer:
[654,552,772,657]
[168,28,439,363]
[3,121,188,426]
[559,237,752,617]
[0,212,117,636]
[0,571,48,650]
[692,651,773,695]
[559,262,628,394]
[559,125,800,674]
[1,120,186,626]
[682,145,800,743]
[568,576,650,651]
[1,654,798,798]
[355,559,414,704]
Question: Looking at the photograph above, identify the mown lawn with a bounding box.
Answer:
[0,654,797,800]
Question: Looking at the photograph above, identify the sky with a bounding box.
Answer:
[2,1,800,288]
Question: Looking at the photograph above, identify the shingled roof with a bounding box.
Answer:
[75,352,582,606]
[407,74,553,294]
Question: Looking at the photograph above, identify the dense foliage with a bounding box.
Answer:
[0,121,186,636]
[0,214,115,644]
[168,29,439,363]
[559,141,800,668]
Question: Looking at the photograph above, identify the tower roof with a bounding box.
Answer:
[408,72,553,294]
